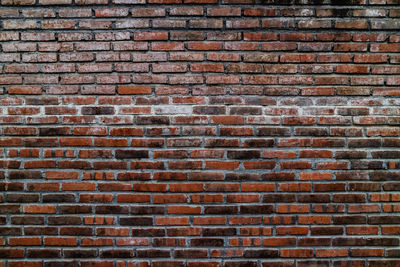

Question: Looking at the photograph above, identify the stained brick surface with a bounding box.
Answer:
[1,0,400,266]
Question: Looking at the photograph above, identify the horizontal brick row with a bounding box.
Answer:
[2,20,400,30]
[0,0,399,5]
[1,261,400,267]
[2,32,400,41]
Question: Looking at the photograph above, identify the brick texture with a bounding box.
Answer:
[1,0,400,266]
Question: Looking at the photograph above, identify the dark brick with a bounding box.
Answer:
[48,216,82,225]
[227,150,260,159]
[27,249,60,258]
[203,228,236,236]
[44,262,78,267]
[136,249,170,258]
[39,127,72,136]
[120,217,153,226]
[8,171,42,179]
[131,206,164,215]
[225,262,257,267]
[11,216,44,225]
[43,194,76,203]
[240,205,274,214]
[96,205,129,214]
[244,249,279,258]
[174,249,208,258]
[100,250,133,258]
[115,150,149,159]
[204,206,238,214]
[193,106,226,115]
[60,227,93,236]
[132,228,165,237]
[64,250,97,258]
[190,238,224,247]
[81,106,114,115]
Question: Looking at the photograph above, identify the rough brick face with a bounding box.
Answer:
[0,0,400,266]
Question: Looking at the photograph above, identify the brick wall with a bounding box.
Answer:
[1,0,400,266]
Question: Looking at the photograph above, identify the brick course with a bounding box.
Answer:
[1,0,400,266]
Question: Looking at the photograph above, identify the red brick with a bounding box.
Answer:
[44,237,77,246]
[152,42,184,51]
[8,86,42,95]
[9,237,41,246]
[118,86,152,95]
[134,32,168,41]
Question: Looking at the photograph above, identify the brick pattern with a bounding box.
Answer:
[1,0,400,266]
